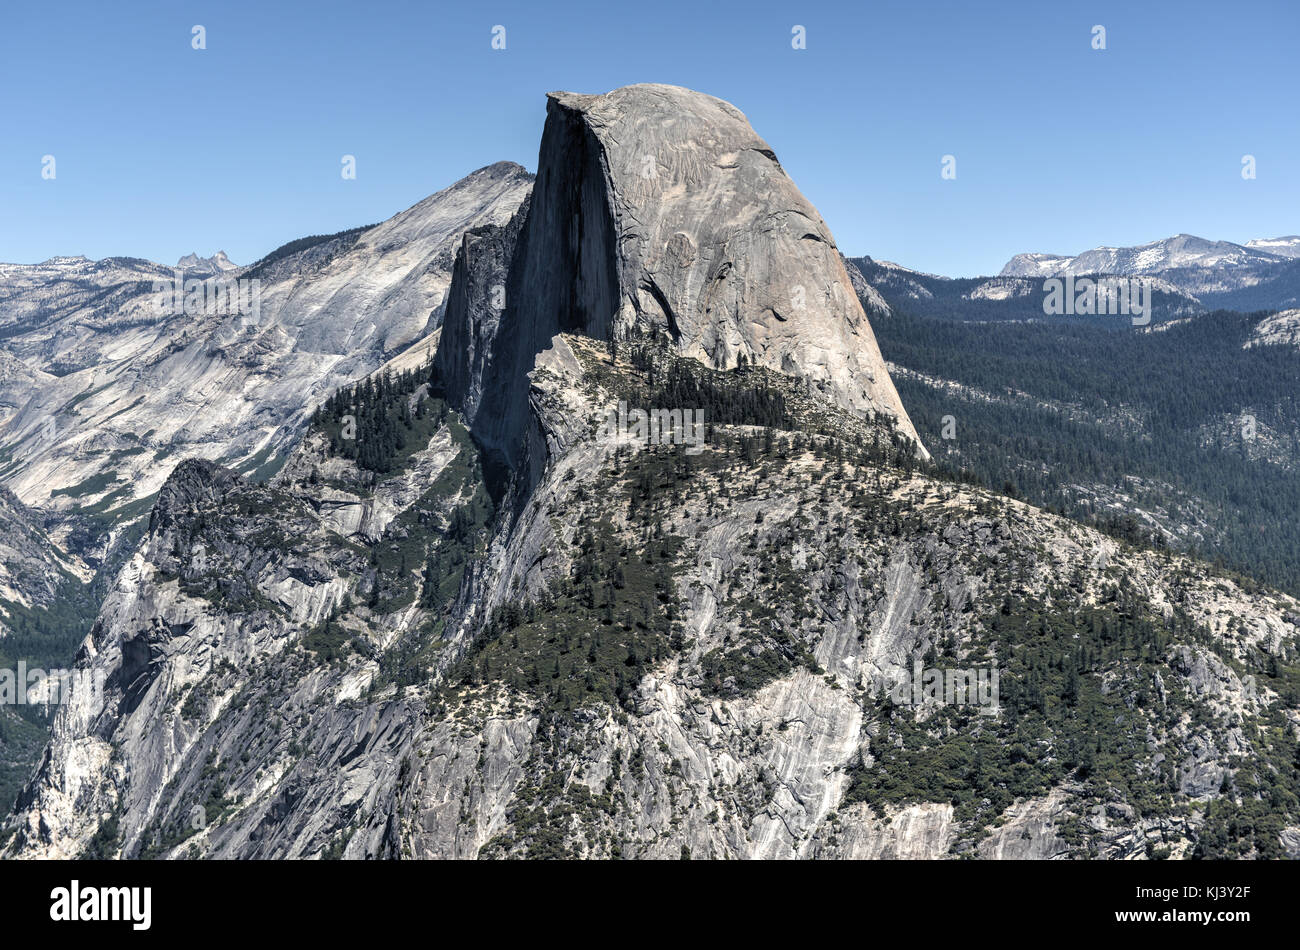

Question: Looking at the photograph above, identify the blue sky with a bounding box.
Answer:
[1,0,1296,276]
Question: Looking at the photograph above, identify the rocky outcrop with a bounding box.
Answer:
[4,409,484,857]
[175,251,238,278]
[433,198,531,438]
[1245,308,1300,349]
[436,85,922,474]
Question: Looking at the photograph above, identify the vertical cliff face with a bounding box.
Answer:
[543,86,918,436]
[434,97,626,477]
[435,84,924,474]
[433,199,531,431]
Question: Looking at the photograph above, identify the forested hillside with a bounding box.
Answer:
[871,307,1300,594]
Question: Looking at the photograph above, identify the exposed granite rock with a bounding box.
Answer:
[538,86,912,427]
[437,84,922,476]
[434,197,531,443]
[7,331,1300,860]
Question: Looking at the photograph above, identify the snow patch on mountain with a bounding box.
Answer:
[1000,234,1298,299]
[1001,234,1286,278]
[1247,236,1300,259]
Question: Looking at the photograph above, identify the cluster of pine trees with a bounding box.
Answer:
[313,365,443,474]
[618,338,793,430]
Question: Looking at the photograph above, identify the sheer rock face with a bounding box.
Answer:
[543,86,917,438]
[433,197,531,442]
[436,85,922,470]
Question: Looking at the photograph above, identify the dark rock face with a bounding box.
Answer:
[434,197,531,445]
[148,459,241,532]
[509,93,623,344]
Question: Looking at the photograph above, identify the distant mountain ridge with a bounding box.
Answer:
[847,255,1202,325]
[1000,233,1300,304]
[1001,234,1290,278]
[1246,236,1300,259]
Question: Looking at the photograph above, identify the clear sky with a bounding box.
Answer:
[2,0,1296,276]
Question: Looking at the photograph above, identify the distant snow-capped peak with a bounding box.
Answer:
[1000,234,1289,279]
[1246,236,1300,259]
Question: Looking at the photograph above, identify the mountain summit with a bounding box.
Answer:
[175,250,238,276]
[547,85,915,433]
[437,83,923,468]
